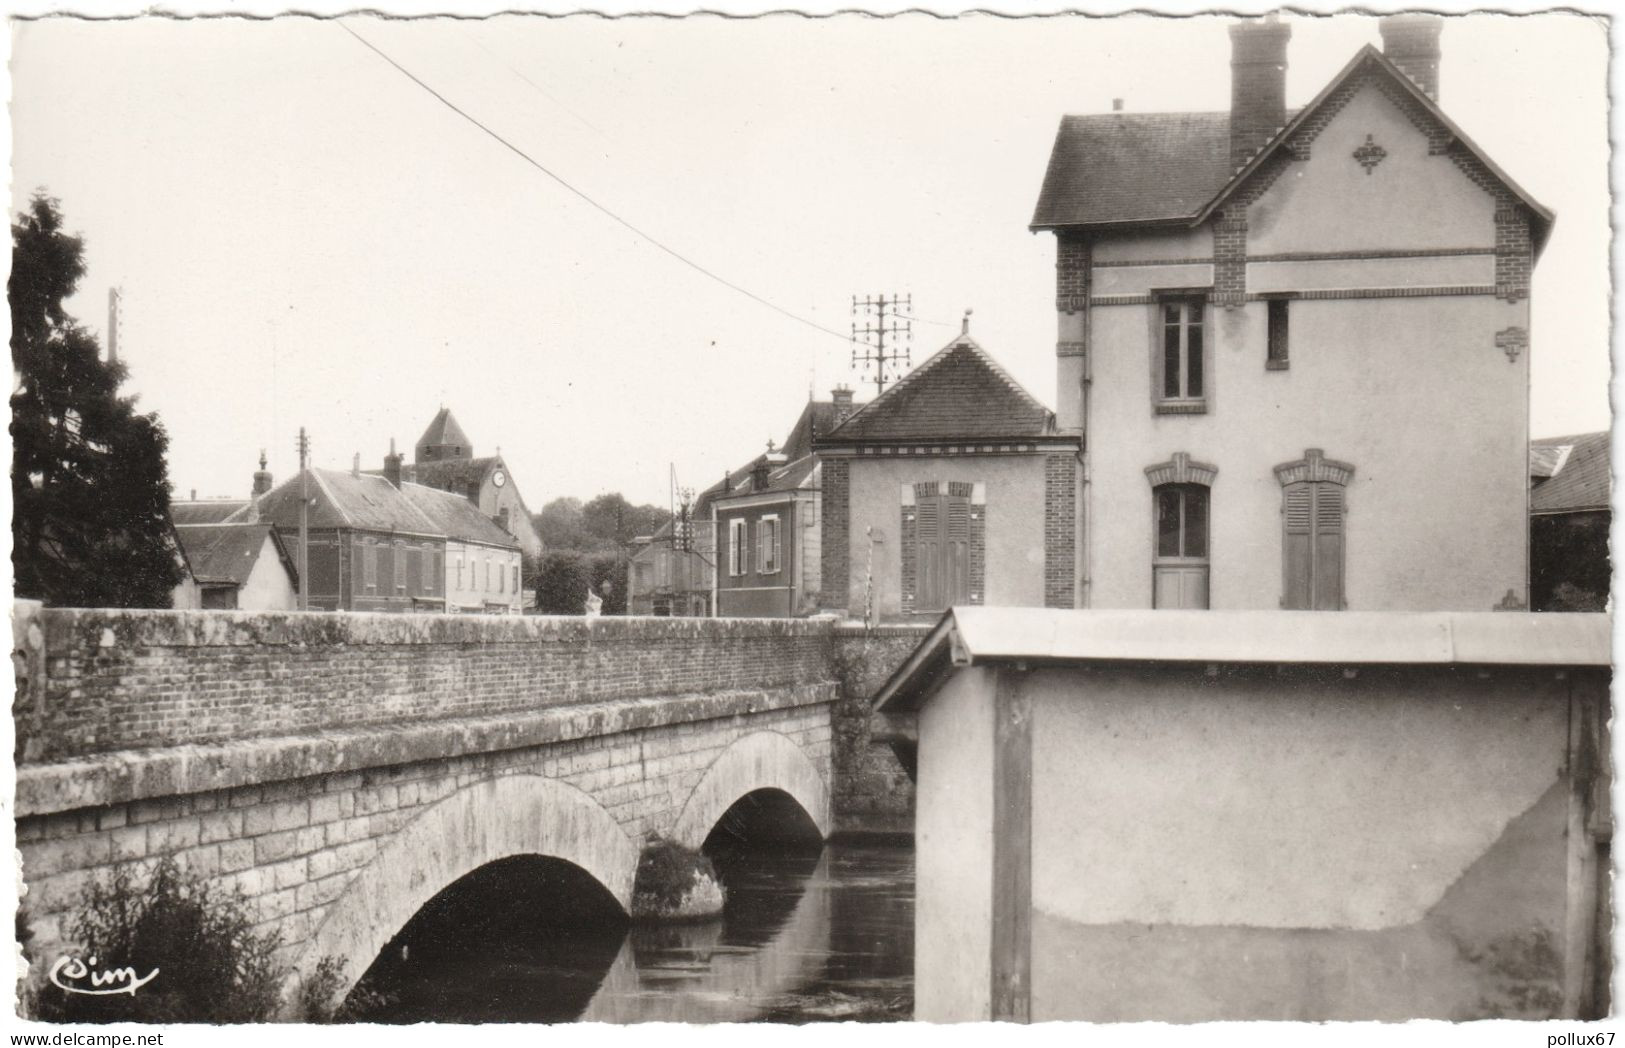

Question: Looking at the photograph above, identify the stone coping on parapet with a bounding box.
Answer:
[16,682,837,818]
[23,603,842,649]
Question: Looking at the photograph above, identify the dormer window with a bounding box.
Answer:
[1155,293,1208,414]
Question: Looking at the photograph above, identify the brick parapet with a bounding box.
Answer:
[17,606,839,764]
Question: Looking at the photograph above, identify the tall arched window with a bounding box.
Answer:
[1145,453,1216,610]
[1153,484,1209,609]
[1274,449,1354,611]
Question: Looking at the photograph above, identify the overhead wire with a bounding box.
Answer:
[338,19,858,347]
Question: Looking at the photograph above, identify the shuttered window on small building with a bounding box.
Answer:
[916,491,971,612]
[1283,481,1345,610]
[363,541,378,593]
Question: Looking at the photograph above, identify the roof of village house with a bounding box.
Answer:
[1031,44,1553,252]
[713,453,818,505]
[416,407,472,453]
[817,331,1060,444]
[172,499,250,526]
[234,468,442,534]
[781,397,863,461]
[173,522,296,587]
[401,481,519,548]
[1531,431,1611,515]
[1031,111,1238,229]
[875,607,1613,714]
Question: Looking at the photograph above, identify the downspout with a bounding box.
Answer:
[1079,253,1094,609]
[709,502,719,617]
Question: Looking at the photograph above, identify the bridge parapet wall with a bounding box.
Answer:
[15,606,835,764]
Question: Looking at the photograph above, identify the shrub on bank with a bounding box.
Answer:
[29,859,284,1023]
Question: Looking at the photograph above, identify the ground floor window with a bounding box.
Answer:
[1153,483,1209,609]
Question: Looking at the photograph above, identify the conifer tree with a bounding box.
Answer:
[11,193,182,607]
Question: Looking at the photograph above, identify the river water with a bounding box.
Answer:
[345,837,915,1024]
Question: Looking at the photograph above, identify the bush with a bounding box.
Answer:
[534,551,627,615]
[633,837,717,911]
[31,859,284,1023]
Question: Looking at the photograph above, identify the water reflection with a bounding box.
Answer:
[345,838,914,1023]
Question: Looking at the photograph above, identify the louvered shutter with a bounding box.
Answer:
[773,518,783,575]
[1312,484,1344,610]
[917,495,942,611]
[945,495,971,606]
[1283,483,1313,610]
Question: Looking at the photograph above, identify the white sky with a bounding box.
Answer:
[8,8,1611,509]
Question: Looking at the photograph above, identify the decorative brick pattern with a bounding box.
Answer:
[1044,454,1078,609]
[1273,448,1356,487]
[1144,452,1219,488]
[1092,286,1497,307]
[1056,235,1091,313]
[819,457,851,612]
[1496,326,1528,363]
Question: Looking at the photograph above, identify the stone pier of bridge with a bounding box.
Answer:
[11,604,925,1008]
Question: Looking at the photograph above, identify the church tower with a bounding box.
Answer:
[415,407,472,464]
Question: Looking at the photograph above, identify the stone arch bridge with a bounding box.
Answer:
[12,605,921,1008]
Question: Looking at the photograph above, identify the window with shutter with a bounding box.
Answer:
[394,544,407,594]
[1152,483,1210,609]
[914,493,971,612]
[1282,481,1345,610]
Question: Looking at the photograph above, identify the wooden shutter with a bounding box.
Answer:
[917,495,942,611]
[945,495,971,606]
[1312,484,1344,610]
[1283,483,1314,610]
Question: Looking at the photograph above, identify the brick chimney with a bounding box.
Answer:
[1229,14,1292,170]
[1379,15,1442,102]
[251,449,273,497]
[383,438,403,489]
[831,385,855,424]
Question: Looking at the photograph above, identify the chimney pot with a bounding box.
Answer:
[831,384,856,424]
[383,439,403,489]
[1229,16,1293,170]
[1379,15,1442,102]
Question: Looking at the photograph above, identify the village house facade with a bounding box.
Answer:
[170,522,299,610]
[1031,15,1550,611]
[815,326,1079,622]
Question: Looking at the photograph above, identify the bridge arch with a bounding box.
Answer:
[296,773,637,1001]
[670,730,830,850]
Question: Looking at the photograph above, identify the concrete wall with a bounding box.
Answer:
[846,456,1047,620]
[914,667,996,1022]
[1012,663,1606,1021]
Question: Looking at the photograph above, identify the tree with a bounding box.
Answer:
[535,496,591,552]
[534,551,593,614]
[11,194,182,607]
[538,493,669,554]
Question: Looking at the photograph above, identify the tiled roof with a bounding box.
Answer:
[173,523,293,587]
[238,469,442,534]
[172,500,250,526]
[717,454,818,502]
[818,333,1057,444]
[782,399,863,461]
[401,482,519,548]
[416,408,471,453]
[1031,112,1235,229]
[1033,46,1552,254]
[1532,431,1610,514]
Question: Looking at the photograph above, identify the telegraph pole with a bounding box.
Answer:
[297,427,310,611]
[107,288,122,364]
[851,293,913,396]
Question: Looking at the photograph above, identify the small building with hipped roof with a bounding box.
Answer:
[814,320,1080,622]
